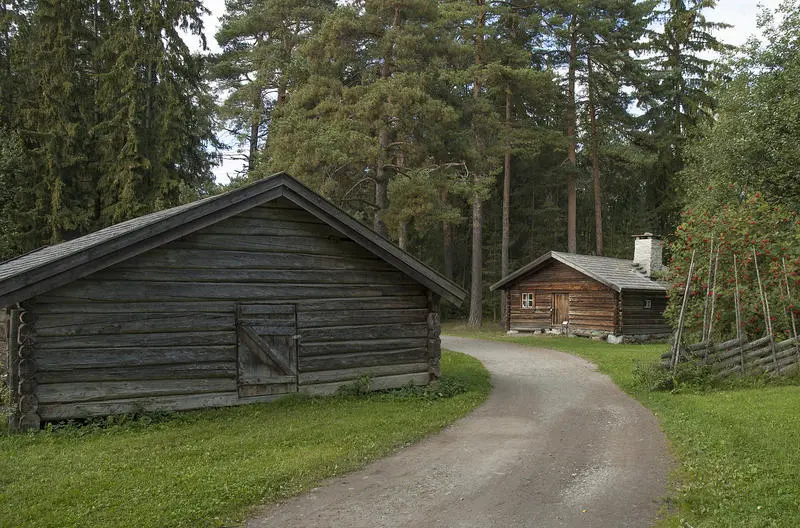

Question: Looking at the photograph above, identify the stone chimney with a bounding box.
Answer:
[633,233,663,277]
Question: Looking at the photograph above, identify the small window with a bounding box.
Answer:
[522,293,535,309]
[644,299,652,309]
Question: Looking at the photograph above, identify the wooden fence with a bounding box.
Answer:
[663,335,800,377]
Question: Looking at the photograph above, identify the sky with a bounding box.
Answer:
[197,0,784,183]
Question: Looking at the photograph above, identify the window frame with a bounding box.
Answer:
[521,292,535,309]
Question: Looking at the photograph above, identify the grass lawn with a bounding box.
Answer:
[445,323,800,528]
[0,350,490,528]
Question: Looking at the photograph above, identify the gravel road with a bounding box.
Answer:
[246,336,671,527]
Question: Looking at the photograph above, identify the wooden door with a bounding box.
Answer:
[552,294,569,326]
[236,304,298,398]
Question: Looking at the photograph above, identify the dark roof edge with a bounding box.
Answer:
[0,172,465,307]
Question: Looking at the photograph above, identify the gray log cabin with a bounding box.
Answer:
[0,173,466,430]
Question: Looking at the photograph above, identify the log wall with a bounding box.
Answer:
[26,197,434,422]
[506,261,617,332]
[620,291,670,335]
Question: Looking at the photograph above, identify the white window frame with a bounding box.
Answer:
[644,299,652,309]
[522,292,535,309]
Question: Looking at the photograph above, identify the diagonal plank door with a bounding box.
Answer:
[236,303,298,398]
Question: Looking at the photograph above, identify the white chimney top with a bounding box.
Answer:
[633,233,663,277]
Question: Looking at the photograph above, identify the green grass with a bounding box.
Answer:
[0,351,490,528]
[444,324,800,528]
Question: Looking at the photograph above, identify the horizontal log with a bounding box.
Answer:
[297,309,428,329]
[43,281,421,303]
[35,330,236,349]
[173,233,368,258]
[30,296,427,314]
[37,378,237,404]
[36,362,236,383]
[298,362,428,385]
[91,268,418,285]
[203,217,329,237]
[34,346,237,370]
[299,338,428,357]
[299,348,427,371]
[35,312,235,337]
[244,322,297,335]
[298,372,430,396]
[235,203,326,222]
[301,323,428,343]
[239,303,295,316]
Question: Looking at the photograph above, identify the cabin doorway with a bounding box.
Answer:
[236,303,298,398]
[552,293,569,327]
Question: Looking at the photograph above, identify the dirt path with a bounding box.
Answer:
[246,336,671,527]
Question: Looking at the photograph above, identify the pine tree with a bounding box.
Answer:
[267,0,456,238]
[211,0,333,175]
[637,0,730,234]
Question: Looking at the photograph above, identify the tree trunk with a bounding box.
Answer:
[248,90,261,173]
[373,8,399,238]
[566,24,578,254]
[587,54,603,256]
[467,0,486,328]
[468,183,483,327]
[501,88,511,324]
[442,190,454,280]
[398,220,408,250]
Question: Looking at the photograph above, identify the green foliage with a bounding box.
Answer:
[665,190,800,342]
[0,0,217,258]
[0,351,490,528]
[336,374,372,396]
[682,0,800,212]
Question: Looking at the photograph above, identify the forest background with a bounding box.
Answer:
[1,0,799,330]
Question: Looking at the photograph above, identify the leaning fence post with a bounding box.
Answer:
[734,255,745,374]
[672,250,697,370]
[783,257,799,369]
[753,247,778,372]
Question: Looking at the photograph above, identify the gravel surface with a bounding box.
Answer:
[246,336,671,528]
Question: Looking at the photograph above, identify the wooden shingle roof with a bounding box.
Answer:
[0,172,466,307]
[490,251,667,293]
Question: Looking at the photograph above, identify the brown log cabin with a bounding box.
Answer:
[491,236,670,338]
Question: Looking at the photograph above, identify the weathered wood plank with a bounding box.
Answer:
[34,312,234,337]
[36,362,236,383]
[297,362,429,385]
[237,325,296,375]
[37,378,237,404]
[123,249,388,272]
[37,391,240,421]
[238,304,296,316]
[34,346,236,370]
[301,323,428,343]
[299,348,427,371]
[90,267,417,286]
[299,338,428,357]
[30,296,427,313]
[298,372,430,396]
[43,281,418,303]
[202,217,329,237]
[173,234,367,257]
[35,330,236,349]
[297,309,428,329]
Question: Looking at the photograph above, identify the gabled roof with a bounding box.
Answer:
[490,251,666,293]
[0,172,466,307]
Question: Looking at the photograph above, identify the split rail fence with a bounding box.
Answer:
[664,244,799,378]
